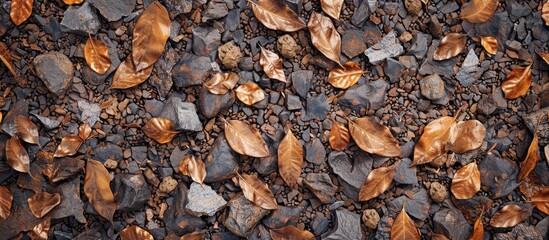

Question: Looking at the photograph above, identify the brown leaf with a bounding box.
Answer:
[519,173,543,198]
[53,135,84,158]
[27,192,61,218]
[84,159,117,221]
[320,0,343,19]
[270,225,315,240]
[348,117,402,157]
[433,33,467,61]
[459,0,498,23]
[469,210,484,240]
[79,123,92,140]
[540,52,549,65]
[359,161,400,202]
[120,226,154,240]
[132,1,170,71]
[431,233,449,240]
[0,42,20,80]
[278,128,304,188]
[84,36,111,75]
[260,46,286,82]
[446,120,486,154]
[489,204,532,228]
[501,64,532,99]
[110,55,154,89]
[480,36,498,55]
[6,136,30,173]
[180,232,206,240]
[62,0,84,4]
[451,162,480,199]
[15,115,39,145]
[179,155,207,184]
[142,117,180,144]
[307,12,342,66]
[250,0,306,32]
[10,0,33,26]
[0,186,12,220]
[28,218,51,240]
[544,1,549,26]
[412,116,455,166]
[224,119,270,157]
[327,61,362,89]
[204,72,239,94]
[391,203,420,240]
[329,120,350,151]
[530,187,549,215]
[238,173,278,210]
[235,82,266,105]
[517,133,539,181]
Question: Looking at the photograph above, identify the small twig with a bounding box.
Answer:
[486,143,497,154]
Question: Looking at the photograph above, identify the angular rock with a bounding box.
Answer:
[305,138,326,165]
[31,113,61,130]
[535,217,549,240]
[0,186,43,239]
[284,0,303,14]
[322,209,363,240]
[78,100,101,126]
[186,182,227,217]
[163,184,207,235]
[224,9,240,32]
[310,213,330,235]
[407,33,431,60]
[1,100,28,136]
[394,158,417,185]
[494,223,543,240]
[456,49,481,87]
[286,94,302,111]
[111,173,151,211]
[420,74,446,100]
[198,86,235,119]
[222,195,270,237]
[522,107,549,146]
[192,26,221,56]
[303,173,337,204]
[339,80,388,112]
[351,0,371,27]
[342,30,368,59]
[478,154,520,199]
[205,133,240,183]
[159,96,202,132]
[301,94,330,121]
[388,187,430,221]
[202,0,228,22]
[262,203,306,229]
[364,31,404,64]
[89,0,135,21]
[60,2,101,35]
[451,196,493,224]
[419,40,457,77]
[290,70,313,98]
[172,52,214,88]
[33,52,74,95]
[91,143,123,163]
[253,130,283,175]
[384,58,404,83]
[506,1,532,22]
[433,208,472,240]
[164,0,192,19]
[463,12,512,50]
[149,45,177,99]
[328,151,372,201]
[42,157,84,183]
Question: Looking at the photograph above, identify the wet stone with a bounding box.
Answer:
[159,96,203,132]
[33,51,74,95]
[224,9,240,32]
[478,154,520,199]
[305,138,326,165]
[172,52,214,88]
[433,208,472,240]
[303,173,337,204]
[192,26,221,57]
[388,187,430,221]
[111,173,151,211]
[456,49,481,87]
[328,151,371,201]
[163,184,207,235]
[78,100,101,126]
[149,45,177,99]
[262,203,306,229]
[205,133,240,183]
[89,0,135,21]
[290,70,313,98]
[364,31,404,64]
[342,30,368,59]
[202,0,228,22]
[384,58,404,83]
[253,130,283,175]
[451,196,493,224]
[186,182,227,217]
[339,79,388,112]
[393,158,417,185]
[420,74,446,100]
[222,195,270,237]
[60,2,100,35]
[494,223,543,240]
[322,209,363,240]
[301,94,330,121]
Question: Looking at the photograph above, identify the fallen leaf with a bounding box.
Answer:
[421,0,428,5]
[179,155,207,184]
[517,133,539,182]
[180,232,206,240]
[15,115,39,145]
[0,186,12,220]
[79,123,92,140]
[10,0,33,26]
[28,218,51,240]
[480,36,498,55]
[451,162,480,199]
[327,61,362,89]
[544,1,549,26]
[540,52,549,65]
[142,117,180,144]
[459,0,498,23]
[204,72,239,94]
[307,12,342,66]
[446,120,486,154]
[110,55,154,89]
[235,82,266,105]
[6,136,30,173]
[270,225,315,240]
[489,204,532,228]
[320,0,343,20]
[348,117,402,157]
[132,1,170,71]
[519,173,543,198]
[530,187,549,215]
[359,161,400,202]
[391,203,420,240]
[431,233,449,240]
[278,128,304,188]
[120,226,154,240]
[469,210,484,240]
[433,33,467,61]
[250,0,306,32]
[63,0,84,4]
[0,42,20,80]
[27,192,61,218]
[501,64,532,99]
[329,120,350,151]
[260,46,286,82]
[84,159,117,221]
[238,174,278,210]
[84,35,112,74]
[223,119,270,157]
[53,135,84,158]
[412,116,455,166]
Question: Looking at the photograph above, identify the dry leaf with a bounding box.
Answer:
[250,0,306,32]
[53,135,84,158]
[451,162,480,199]
[431,233,449,240]
[110,55,154,89]
[10,0,33,26]
[179,155,207,184]
[63,0,84,4]
[120,226,154,240]
[278,128,304,188]
[544,1,549,26]
[0,42,20,80]
[6,136,30,173]
[142,117,180,144]
[327,61,362,89]
[307,12,342,66]
[79,123,92,140]
[320,0,343,19]
[84,159,117,221]
[84,36,111,75]
[520,173,543,198]
[224,119,270,157]
[204,72,239,94]
[391,203,420,240]
[15,115,39,145]
[446,120,486,154]
[480,36,497,55]
[530,187,549,215]
[469,210,484,240]
[27,192,61,218]
[501,64,532,99]
[412,116,455,166]
[270,225,315,240]
[433,33,467,61]
[459,0,498,23]
[28,218,51,240]
[348,117,402,157]
[259,46,286,82]
[359,161,400,202]
[517,133,539,182]
[132,1,170,71]
[0,186,12,220]
[329,120,350,151]
[489,204,531,228]
[180,232,206,240]
[238,174,278,210]
[235,82,266,105]
[540,52,549,65]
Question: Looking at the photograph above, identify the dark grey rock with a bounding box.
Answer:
[388,187,430,221]
[149,45,177,99]
[253,130,283,175]
[351,0,371,27]
[286,94,302,110]
[407,33,431,60]
[463,13,512,50]
[91,143,123,163]
[262,203,306,229]
[305,138,326,165]
[78,100,101,126]
[364,31,404,64]
[284,0,303,14]
[33,52,74,95]
[35,15,63,41]
[164,0,192,19]
[420,74,445,100]
[384,58,404,83]
[522,107,549,146]
[339,80,388,112]
[0,186,43,239]
[419,40,457,77]
[31,113,60,130]
[1,100,28,136]
[301,94,330,121]
[224,9,240,32]
[456,49,481,87]
[89,0,135,21]
[290,70,313,98]
[172,52,214,88]
[159,96,202,132]
[451,196,493,224]
[48,178,86,223]
[111,173,151,211]
[494,223,542,240]
[322,209,363,240]
[535,217,549,240]
[169,147,188,173]
[507,1,532,22]
[433,208,472,240]
[60,2,100,35]
[164,184,207,235]
[478,154,520,199]
[198,86,235,119]
[192,26,221,56]
[205,133,240,183]
[394,158,417,185]
[222,195,270,237]
[202,0,228,22]
[342,30,368,58]
[303,173,337,204]
[310,214,330,235]
[328,151,372,201]
[186,182,227,217]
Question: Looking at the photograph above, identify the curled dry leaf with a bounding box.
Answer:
[329,120,350,151]
[358,161,400,202]
[0,42,20,80]
[391,203,420,240]
[53,135,84,158]
[412,116,455,166]
[84,159,117,221]
[205,72,239,94]
[79,123,92,140]
[480,36,498,55]
[259,46,286,82]
[179,155,207,184]
[132,1,171,71]
[84,36,112,75]
[235,82,265,105]
[224,119,269,157]
[110,55,154,89]
[469,210,484,240]
[6,136,30,173]
[29,218,51,240]
[270,225,315,240]
[180,232,206,240]
[544,1,549,26]
[278,128,304,188]
[517,133,539,182]
[28,192,61,218]
[307,12,342,66]
[459,0,498,23]
[327,61,362,89]
[238,174,278,210]
[320,0,343,19]
[250,0,306,32]
[120,226,154,240]
[63,0,84,4]
[15,115,39,145]
[451,162,480,199]
[446,120,486,154]
[0,186,12,220]
[530,187,549,215]
[501,64,532,100]
[142,117,180,144]
[489,204,532,228]
[433,33,467,61]
[348,117,402,157]
[10,0,33,26]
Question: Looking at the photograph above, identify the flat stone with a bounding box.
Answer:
[198,86,235,119]
[494,223,543,240]
[33,51,74,95]
[535,217,549,239]
[420,74,446,100]
[407,33,431,60]
[301,94,330,121]
[163,184,207,235]
[463,12,512,50]
[164,0,192,19]
[253,131,283,175]
[286,94,302,110]
[89,0,135,21]
[172,52,214,88]
[305,138,326,165]
[328,151,372,201]
[388,187,430,221]
[224,9,240,32]
[342,30,368,58]
[111,173,151,211]
[419,40,457,77]
[42,157,84,183]
[451,196,493,224]
[507,1,532,22]
[456,49,481,87]
[202,0,228,22]
[351,0,371,27]
[339,80,388,112]
[159,96,202,132]
[394,158,417,185]
[364,31,404,64]
[303,173,337,204]
[60,2,100,35]
[222,195,270,237]
[384,58,404,83]
[0,186,43,239]
[186,182,227,217]
[433,208,472,240]
[31,113,61,130]
[322,209,363,240]
[48,178,86,223]
[1,100,28,136]
[310,214,330,235]
[205,133,240,183]
[290,70,313,98]
[478,154,520,199]
[192,26,221,56]
[523,107,549,146]
[262,203,306,229]
[78,100,101,126]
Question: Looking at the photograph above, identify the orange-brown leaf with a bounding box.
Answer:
[6,136,30,173]
[451,162,480,199]
[223,119,270,157]
[204,72,239,94]
[132,1,170,71]
[446,120,486,154]
[327,61,362,89]
[10,0,33,26]
[517,133,539,181]
[15,115,39,145]
[250,0,306,32]
[412,116,455,166]
[348,117,402,157]
[142,118,180,144]
[53,135,84,158]
[238,174,278,210]
[329,120,350,151]
[0,42,20,80]
[110,55,154,89]
[0,186,12,220]
[320,0,343,20]
[501,64,532,99]
[179,155,207,184]
[84,159,117,221]
[359,161,400,201]
[84,36,111,74]
[489,204,532,228]
[469,210,484,240]
[307,12,342,66]
[530,187,549,215]
[79,123,92,140]
[28,218,51,240]
[520,173,543,198]
[434,33,467,61]
[120,226,154,240]
[235,82,266,105]
[391,203,420,240]
[270,225,315,240]
[180,232,206,240]
[260,46,286,82]
[460,0,498,23]
[540,52,549,65]
[480,36,497,55]
[28,192,61,218]
[543,1,549,26]
[63,0,84,4]
[278,128,304,188]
